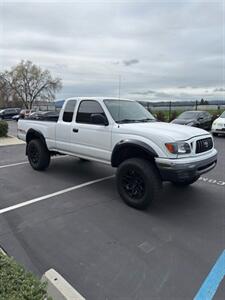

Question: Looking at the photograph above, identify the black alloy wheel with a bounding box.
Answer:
[116,158,162,209]
[27,139,50,170]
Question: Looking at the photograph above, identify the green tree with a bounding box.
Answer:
[169,110,178,122]
[0,60,62,109]
[200,98,208,105]
[155,111,166,122]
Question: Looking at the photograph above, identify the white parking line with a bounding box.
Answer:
[0,175,114,215]
[0,155,67,169]
[199,177,225,186]
[199,177,225,187]
[0,161,28,169]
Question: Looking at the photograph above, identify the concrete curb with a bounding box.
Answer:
[42,269,86,300]
[0,249,85,299]
[0,135,25,147]
[0,247,7,255]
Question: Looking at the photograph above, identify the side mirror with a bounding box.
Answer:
[90,114,108,126]
[198,117,203,121]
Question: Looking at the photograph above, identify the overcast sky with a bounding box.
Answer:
[0,0,224,101]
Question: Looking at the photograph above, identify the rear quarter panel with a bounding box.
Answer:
[18,120,56,149]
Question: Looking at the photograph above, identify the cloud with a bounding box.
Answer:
[131,90,155,95]
[213,88,225,92]
[178,86,200,89]
[123,59,139,66]
[112,61,120,65]
[0,1,224,101]
[130,89,172,99]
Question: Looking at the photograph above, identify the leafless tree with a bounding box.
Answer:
[0,78,12,107]
[0,60,62,109]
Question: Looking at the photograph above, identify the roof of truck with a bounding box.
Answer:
[65,97,135,102]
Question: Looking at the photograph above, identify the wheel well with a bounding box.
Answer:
[111,145,157,167]
[26,129,47,154]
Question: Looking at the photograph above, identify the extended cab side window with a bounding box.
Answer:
[76,100,107,124]
[63,100,77,122]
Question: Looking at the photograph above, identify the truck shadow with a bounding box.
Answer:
[46,156,115,181]
[46,157,217,222]
[152,184,206,213]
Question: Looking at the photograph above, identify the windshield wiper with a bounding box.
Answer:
[138,118,155,122]
[117,118,155,124]
[117,119,140,124]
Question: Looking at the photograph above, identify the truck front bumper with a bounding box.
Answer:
[155,149,217,182]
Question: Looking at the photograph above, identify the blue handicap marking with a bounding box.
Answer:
[194,250,225,300]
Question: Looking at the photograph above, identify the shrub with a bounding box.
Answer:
[0,120,8,137]
[0,252,51,300]
[155,111,166,122]
[169,111,178,122]
[212,112,220,122]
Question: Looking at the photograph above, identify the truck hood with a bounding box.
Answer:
[118,121,209,141]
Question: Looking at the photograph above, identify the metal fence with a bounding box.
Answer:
[139,101,225,120]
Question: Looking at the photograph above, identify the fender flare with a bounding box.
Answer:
[111,139,158,167]
[26,129,48,154]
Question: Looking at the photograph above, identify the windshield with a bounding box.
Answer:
[104,100,155,123]
[220,111,225,118]
[178,111,200,119]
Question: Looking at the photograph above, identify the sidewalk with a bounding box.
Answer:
[0,135,25,147]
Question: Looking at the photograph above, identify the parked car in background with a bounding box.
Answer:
[0,108,21,120]
[12,114,20,121]
[211,111,225,136]
[20,109,36,119]
[171,111,212,130]
[12,109,35,121]
[28,111,59,122]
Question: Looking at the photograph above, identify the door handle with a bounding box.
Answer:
[73,128,79,133]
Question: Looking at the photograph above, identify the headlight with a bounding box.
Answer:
[165,142,191,154]
[186,122,194,126]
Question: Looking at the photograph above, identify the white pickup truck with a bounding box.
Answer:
[18,97,217,209]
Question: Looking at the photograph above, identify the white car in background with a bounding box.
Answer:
[211,111,225,136]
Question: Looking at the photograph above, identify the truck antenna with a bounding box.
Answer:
[118,75,121,99]
[118,75,121,125]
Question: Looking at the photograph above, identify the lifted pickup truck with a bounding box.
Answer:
[18,97,217,209]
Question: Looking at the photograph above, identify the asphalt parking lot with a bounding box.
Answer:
[0,122,224,300]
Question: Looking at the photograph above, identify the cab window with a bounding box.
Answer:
[62,100,77,122]
[76,100,107,124]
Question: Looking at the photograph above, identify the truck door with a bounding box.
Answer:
[71,100,112,162]
[55,99,77,152]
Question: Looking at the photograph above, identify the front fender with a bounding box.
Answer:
[111,139,158,167]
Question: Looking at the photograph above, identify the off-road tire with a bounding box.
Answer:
[116,158,162,210]
[27,139,50,171]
